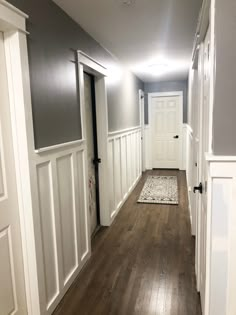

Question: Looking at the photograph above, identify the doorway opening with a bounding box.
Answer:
[84,72,101,236]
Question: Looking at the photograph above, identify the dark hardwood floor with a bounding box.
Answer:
[54,170,202,315]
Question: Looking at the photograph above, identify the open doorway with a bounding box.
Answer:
[77,51,110,230]
[84,72,100,236]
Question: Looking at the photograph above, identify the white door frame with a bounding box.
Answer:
[0,1,41,314]
[77,51,110,226]
[147,91,184,170]
[139,89,145,172]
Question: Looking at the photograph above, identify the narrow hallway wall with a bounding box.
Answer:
[7,0,143,149]
[212,0,236,155]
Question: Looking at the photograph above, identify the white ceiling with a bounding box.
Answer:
[53,0,202,82]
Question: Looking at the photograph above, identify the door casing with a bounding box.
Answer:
[77,51,110,227]
[0,2,41,314]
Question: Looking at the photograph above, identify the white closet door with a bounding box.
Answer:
[150,95,181,169]
[0,32,27,314]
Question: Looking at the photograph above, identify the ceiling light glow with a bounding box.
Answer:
[148,63,168,75]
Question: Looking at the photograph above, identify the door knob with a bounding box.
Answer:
[173,135,179,139]
[193,183,203,194]
[93,158,101,165]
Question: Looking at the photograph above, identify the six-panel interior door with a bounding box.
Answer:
[150,95,181,169]
[198,26,211,312]
[0,32,27,314]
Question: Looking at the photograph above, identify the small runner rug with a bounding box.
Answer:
[137,175,178,205]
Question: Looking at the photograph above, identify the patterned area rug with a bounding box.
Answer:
[138,175,178,205]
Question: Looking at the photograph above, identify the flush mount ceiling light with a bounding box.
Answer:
[148,63,168,75]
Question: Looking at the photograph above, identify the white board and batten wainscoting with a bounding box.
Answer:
[108,126,142,222]
[144,91,186,171]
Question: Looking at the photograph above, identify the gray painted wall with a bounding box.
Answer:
[144,80,188,124]
[8,0,143,149]
[212,0,236,155]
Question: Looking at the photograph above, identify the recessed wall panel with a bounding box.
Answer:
[0,229,16,315]
[76,151,88,259]
[37,162,58,305]
[57,155,77,283]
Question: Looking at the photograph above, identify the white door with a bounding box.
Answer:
[84,73,98,236]
[196,26,211,312]
[150,95,181,169]
[0,33,27,314]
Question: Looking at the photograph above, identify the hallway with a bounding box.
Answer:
[54,170,201,315]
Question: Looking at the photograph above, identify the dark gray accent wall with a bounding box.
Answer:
[144,80,188,124]
[8,0,143,149]
[212,0,236,155]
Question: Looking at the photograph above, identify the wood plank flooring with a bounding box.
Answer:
[54,170,202,315]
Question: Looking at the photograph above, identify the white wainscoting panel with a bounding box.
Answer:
[206,156,236,315]
[108,127,142,222]
[36,162,59,308]
[33,142,90,314]
[0,227,16,314]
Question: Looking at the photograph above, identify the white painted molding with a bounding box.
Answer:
[184,123,194,135]
[148,91,184,98]
[205,153,236,162]
[77,50,110,227]
[108,126,141,138]
[0,0,28,18]
[35,139,85,154]
[0,0,28,33]
[206,157,236,315]
[1,3,40,315]
[77,51,107,77]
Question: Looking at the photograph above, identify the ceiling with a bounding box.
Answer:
[53,0,202,82]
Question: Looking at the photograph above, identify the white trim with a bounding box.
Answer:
[35,139,85,154]
[1,3,40,315]
[147,91,184,170]
[205,153,236,162]
[77,51,107,77]
[206,158,236,315]
[77,51,110,226]
[185,123,194,135]
[0,0,28,33]
[192,0,210,68]
[208,3,215,154]
[0,0,28,18]
[108,126,141,138]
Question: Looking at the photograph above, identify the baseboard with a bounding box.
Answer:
[110,173,142,224]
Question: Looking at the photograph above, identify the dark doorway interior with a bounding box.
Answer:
[84,72,100,236]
